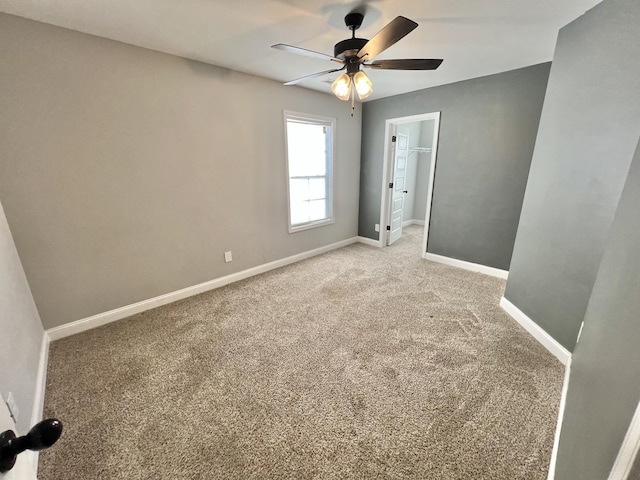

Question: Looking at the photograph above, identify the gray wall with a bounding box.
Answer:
[554,134,640,479]
[359,63,550,270]
[0,13,362,330]
[0,200,45,433]
[504,0,640,351]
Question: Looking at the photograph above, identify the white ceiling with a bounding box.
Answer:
[0,0,602,101]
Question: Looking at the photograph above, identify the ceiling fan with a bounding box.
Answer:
[272,12,443,105]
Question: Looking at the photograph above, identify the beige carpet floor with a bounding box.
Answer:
[40,226,564,479]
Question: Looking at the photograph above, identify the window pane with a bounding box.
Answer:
[308,199,327,222]
[287,122,327,177]
[289,155,325,177]
[290,200,309,226]
[289,178,309,204]
[308,178,326,200]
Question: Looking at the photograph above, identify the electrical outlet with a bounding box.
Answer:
[224,251,232,263]
[6,392,19,422]
[374,223,380,232]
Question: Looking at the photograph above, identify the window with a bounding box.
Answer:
[284,112,335,233]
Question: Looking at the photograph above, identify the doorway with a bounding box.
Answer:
[379,112,440,258]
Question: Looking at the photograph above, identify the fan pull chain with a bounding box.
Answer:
[351,86,355,117]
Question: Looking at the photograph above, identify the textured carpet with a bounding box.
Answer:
[40,226,564,479]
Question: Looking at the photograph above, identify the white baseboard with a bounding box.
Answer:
[547,356,572,480]
[357,236,382,248]
[47,237,359,340]
[425,252,509,280]
[28,330,50,475]
[608,398,640,479]
[499,297,571,365]
[402,219,425,228]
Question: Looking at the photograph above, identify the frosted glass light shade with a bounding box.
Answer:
[331,73,352,101]
[353,71,373,99]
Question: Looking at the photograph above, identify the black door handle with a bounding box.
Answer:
[403,190,408,193]
[0,418,63,472]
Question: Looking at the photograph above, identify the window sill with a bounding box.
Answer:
[288,218,335,233]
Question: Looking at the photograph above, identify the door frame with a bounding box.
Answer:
[379,111,441,257]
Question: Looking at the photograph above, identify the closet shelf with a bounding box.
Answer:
[409,147,432,154]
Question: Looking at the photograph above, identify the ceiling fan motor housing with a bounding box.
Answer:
[334,38,368,60]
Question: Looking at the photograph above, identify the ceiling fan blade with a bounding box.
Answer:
[357,16,418,61]
[365,59,444,70]
[283,67,346,86]
[271,44,342,63]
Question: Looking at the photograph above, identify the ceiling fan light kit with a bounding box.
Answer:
[331,70,372,102]
[272,11,443,108]
[353,71,373,99]
[331,73,352,100]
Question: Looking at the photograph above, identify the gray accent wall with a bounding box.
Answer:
[0,13,362,330]
[554,134,640,479]
[504,0,640,351]
[0,200,45,433]
[359,63,550,270]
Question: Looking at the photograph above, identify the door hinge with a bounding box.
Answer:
[392,135,397,142]
[386,225,391,231]
[389,182,394,188]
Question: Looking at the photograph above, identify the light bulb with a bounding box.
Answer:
[353,71,373,100]
[331,73,352,101]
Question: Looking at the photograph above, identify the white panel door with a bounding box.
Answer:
[388,132,409,245]
[0,394,37,480]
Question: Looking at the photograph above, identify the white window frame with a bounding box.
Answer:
[284,111,335,233]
